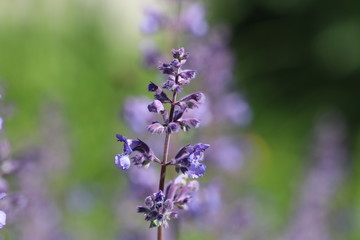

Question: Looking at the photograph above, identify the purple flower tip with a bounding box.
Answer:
[148,82,158,92]
[167,122,181,134]
[148,122,165,135]
[115,154,131,170]
[116,134,127,142]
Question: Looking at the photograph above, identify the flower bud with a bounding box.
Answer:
[148,122,165,135]
[145,196,154,208]
[148,100,165,113]
[166,122,180,134]
[164,199,174,210]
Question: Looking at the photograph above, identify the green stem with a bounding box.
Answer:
[157,89,178,240]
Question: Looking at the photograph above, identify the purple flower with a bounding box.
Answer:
[207,137,247,172]
[137,175,199,228]
[166,122,181,134]
[217,93,252,126]
[172,48,189,64]
[123,97,155,133]
[141,44,162,68]
[162,79,182,93]
[115,134,156,170]
[172,48,185,59]
[170,59,181,68]
[181,3,208,36]
[178,92,204,109]
[178,69,197,85]
[0,210,6,229]
[187,162,206,178]
[114,155,131,170]
[158,63,175,75]
[178,118,200,131]
[174,143,210,178]
[147,82,171,103]
[147,122,165,135]
[0,117,2,131]
[165,174,199,210]
[141,9,164,34]
[137,190,177,228]
[147,100,165,114]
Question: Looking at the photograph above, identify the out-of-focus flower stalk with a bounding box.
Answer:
[281,112,347,240]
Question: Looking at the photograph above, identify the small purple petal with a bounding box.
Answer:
[178,70,197,85]
[148,82,158,92]
[147,122,165,135]
[170,59,181,68]
[178,92,204,109]
[137,206,150,213]
[154,190,165,202]
[116,134,127,142]
[188,162,206,178]
[145,196,154,208]
[116,134,132,155]
[147,82,171,103]
[115,154,131,170]
[164,199,174,210]
[148,100,165,113]
[167,122,181,134]
[172,48,185,59]
[158,63,175,75]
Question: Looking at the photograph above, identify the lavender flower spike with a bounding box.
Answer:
[115,48,210,239]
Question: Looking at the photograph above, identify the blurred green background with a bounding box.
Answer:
[0,0,360,239]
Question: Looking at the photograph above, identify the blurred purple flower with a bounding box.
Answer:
[207,137,248,172]
[216,93,252,126]
[123,97,155,133]
[141,8,165,34]
[181,3,208,36]
[281,113,347,240]
[140,43,162,68]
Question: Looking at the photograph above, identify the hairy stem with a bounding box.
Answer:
[157,89,178,240]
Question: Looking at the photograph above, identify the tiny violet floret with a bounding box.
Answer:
[174,143,210,178]
[115,134,156,169]
[114,154,131,170]
[148,100,165,113]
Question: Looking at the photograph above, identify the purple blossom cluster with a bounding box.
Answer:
[280,113,347,240]
[119,0,254,237]
[115,48,209,230]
